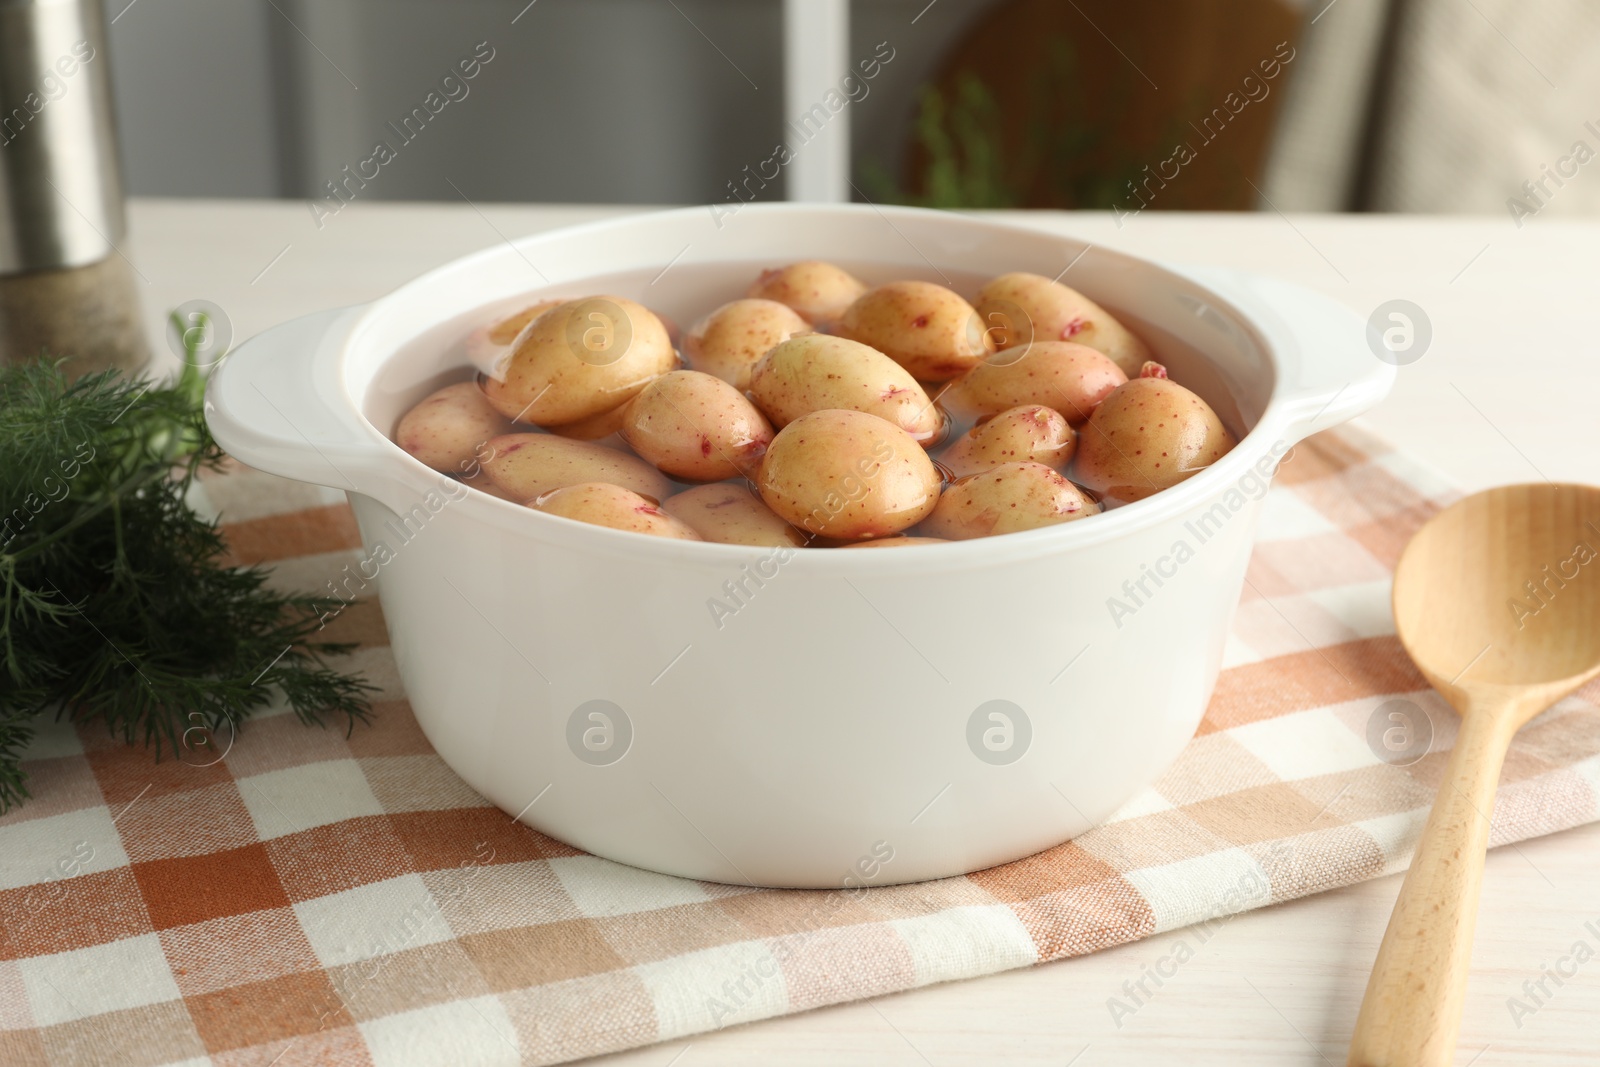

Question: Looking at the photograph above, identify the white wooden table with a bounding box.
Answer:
[125,199,1600,1066]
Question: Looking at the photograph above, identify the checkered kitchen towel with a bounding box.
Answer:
[4,424,1600,1067]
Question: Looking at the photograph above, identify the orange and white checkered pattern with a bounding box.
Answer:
[3,426,1597,1066]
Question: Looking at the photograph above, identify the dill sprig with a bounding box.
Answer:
[0,326,372,812]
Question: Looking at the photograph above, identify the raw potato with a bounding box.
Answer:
[922,462,1100,540]
[758,410,941,540]
[748,335,944,443]
[747,261,867,325]
[533,482,702,540]
[975,272,1153,376]
[835,280,995,381]
[946,341,1126,426]
[840,536,949,548]
[465,299,563,376]
[395,382,513,473]
[939,405,1076,478]
[683,299,809,389]
[481,433,672,503]
[482,295,676,427]
[621,370,774,481]
[662,483,806,547]
[1074,377,1237,505]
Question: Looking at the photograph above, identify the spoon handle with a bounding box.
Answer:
[1347,711,1513,1067]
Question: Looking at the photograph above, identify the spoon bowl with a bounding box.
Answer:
[1349,482,1600,1066]
[1396,482,1600,697]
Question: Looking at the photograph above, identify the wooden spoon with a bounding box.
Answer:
[1348,483,1600,1066]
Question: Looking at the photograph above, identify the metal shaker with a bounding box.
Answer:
[0,0,146,376]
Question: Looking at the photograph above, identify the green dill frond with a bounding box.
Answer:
[0,357,372,812]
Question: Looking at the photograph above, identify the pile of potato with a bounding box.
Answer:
[393,262,1236,547]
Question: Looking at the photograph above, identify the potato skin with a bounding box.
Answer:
[532,482,702,540]
[481,433,672,503]
[922,462,1099,540]
[662,483,805,546]
[939,405,1075,478]
[946,340,1126,426]
[748,335,943,443]
[620,370,774,481]
[1073,377,1237,506]
[975,272,1152,376]
[395,382,514,473]
[757,410,941,540]
[834,280,995,382]
[746,261,867,325]
[481,295,675,426]
[683,299,809,390]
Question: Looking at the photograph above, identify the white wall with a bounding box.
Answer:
[101,0,285,196]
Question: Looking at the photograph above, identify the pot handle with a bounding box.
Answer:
[1185,267,1397,444]
[1257,276,1397,442]
[204,306,417,512]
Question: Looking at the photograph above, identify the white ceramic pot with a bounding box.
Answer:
[206,204,1392,888]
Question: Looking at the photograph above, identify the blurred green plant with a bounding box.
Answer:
[909,73,1020,208]
[863,38,1164,211]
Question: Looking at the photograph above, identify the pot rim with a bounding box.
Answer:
[275,203,1392,574]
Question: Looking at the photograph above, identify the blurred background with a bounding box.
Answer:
[98,0,1600,218]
